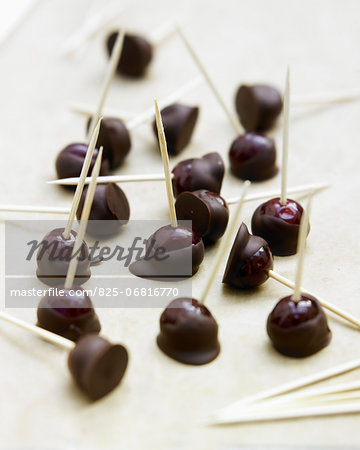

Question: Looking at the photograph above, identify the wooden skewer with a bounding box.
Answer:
[0,310,74,350]
[280,66,290,206]
[268,270,360,329]
[210,356,360,419]
[48,173,167,186]
[175,24,242,135]
[62,119,102,240]
[87,29,125,138]
[226,182,329,205]
[0,205,70,214]
[199,181,251,304]
[292,89,360,106]
[293,195,312,301]
[69,102,136,120]
[64,148,103,290]
[154,99,177,228]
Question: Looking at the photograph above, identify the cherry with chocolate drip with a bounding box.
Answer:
[55,143,110,182]
[223,223,273,289]
[37,285,101,342]
[68,334,128,400]
[86,117,131,170]
[175,190,229,244]
[267,294,332,357]
[151,103,199,155]
[251,197,308,256]
[157,297,220,365]
[106,31,153,77]
[76,183,130,236]
[235,84,283,132]
[171,152,225,198]
[129,224,204,280]
[229,132,278,181]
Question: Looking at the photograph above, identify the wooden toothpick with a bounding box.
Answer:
[87,29,125,138]
[62,118,102,240]
[0,310,74,350]
[64,148,103,290]
[175,24,242,135]
[293,195,312,301]
[199,181,251,304]
[280,66,290,206]
[48,173,167,186]
[154,99,177,228]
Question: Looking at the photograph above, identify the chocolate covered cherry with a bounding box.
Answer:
[36,228,96,287]
[172,152,225,198]
[55,143,110,181]
[37,285,101,342]
[129,224,205,280]
[251,197,308,256]
[229,132,277,181]
[106,31,153,77]
[152,103,199,155]
[157,297,220,365]
[77,183,130,236]
[86,117,131,169]
[175,190,229,244]
[68,334,128,400]
[267,294,332,357]
[223,223,273,289]
[235,84,283,131]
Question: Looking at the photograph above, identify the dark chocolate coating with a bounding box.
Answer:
[36,228,91,287]
[129,224,205,280]
[68,334,128,400]
[106,31,153,77]
[175,190,229,244]
[267,294,332,357]
[157,297,220,365]
[37,286,101,342]
[55,143,110,181]
[251,197,308,256]
[152,103,199,155]
[229,132,278,181]
[235,84,283,131]
[172,152,225,198]
[86,117,131,169]
[77,183,130,236]
[223,223,273,289]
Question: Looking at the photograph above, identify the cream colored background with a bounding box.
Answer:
[1,0,360,448]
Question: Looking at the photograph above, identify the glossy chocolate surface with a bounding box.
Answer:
[68,334,128,400]
[157,297,220,365]
[267,294,332,357]
[37,286,101,342]
[235,84,283,131]
[223,223,273,289]
[175,190,229,244]
[86,117,131,169]
[172,152,225,198]
[251,197,308,256]
[229,132,278,181]
[36,228,92,287]
[55,143,110,182]
[129,224,204,280]
[106,31,153,77]
[152,103,199,155]
[76,183,130,236]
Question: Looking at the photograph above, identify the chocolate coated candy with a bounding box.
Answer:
[68,334,128,400]
[267,294,332,357]
[106,31,153,77]
[172,152,225,198]
[229,132,277,181]
[157,297,220,365]
[37,286,101,342]
[152,103,199,155]
[223,223,273,289]
[235,84,283,131]
[175,190,229,244]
